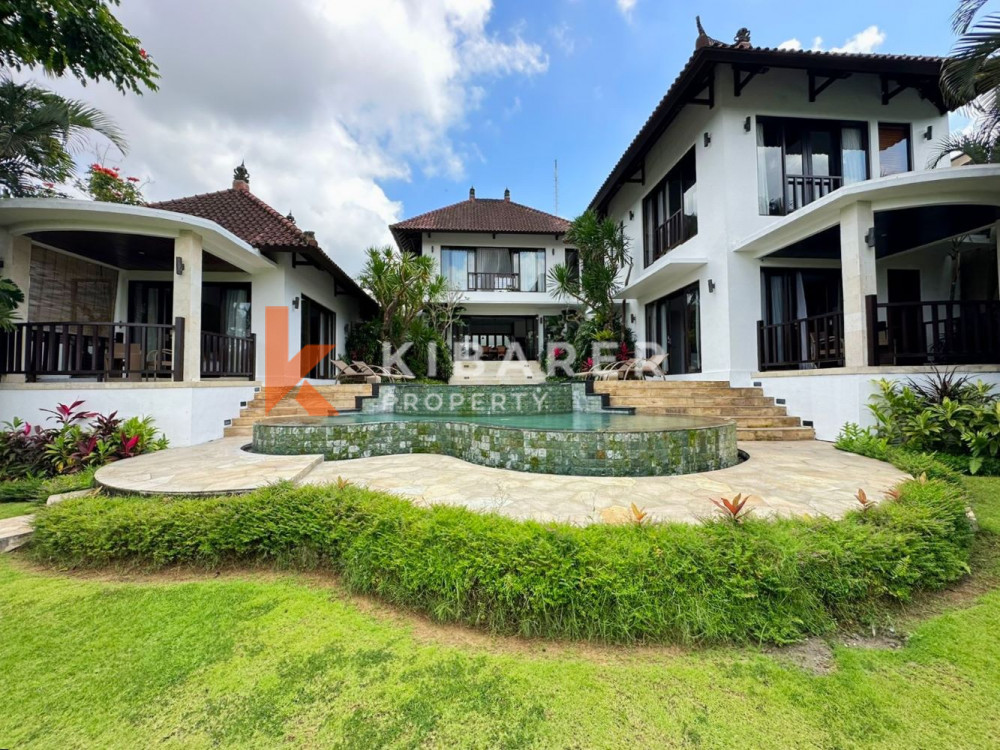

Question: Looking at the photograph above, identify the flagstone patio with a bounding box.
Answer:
[93,437,908,525]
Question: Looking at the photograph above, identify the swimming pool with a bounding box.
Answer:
[251,383,739,477]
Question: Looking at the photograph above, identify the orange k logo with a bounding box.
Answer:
[264,306,340,416]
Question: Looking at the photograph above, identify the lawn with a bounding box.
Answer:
[0,501,35,520]
[0,478,997,748]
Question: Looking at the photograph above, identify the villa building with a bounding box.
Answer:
[390,188,577,362]
[0,166,374,444]
[587,24,1000,439]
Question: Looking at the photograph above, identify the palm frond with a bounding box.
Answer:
[954,0,992,33]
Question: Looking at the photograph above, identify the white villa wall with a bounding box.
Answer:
[0,382,257,446]
[605,66,951,384]
[757,369,1000,442]
[419,231,575,312]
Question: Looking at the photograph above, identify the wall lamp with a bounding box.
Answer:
[744,116,752,133]
[630,313,636,324]
[703,131,712,147]
[864,227,877,248]
[175,257,185,276]
[707,279,716,293]
[629,210,635,221]
[292,296,301,310]
[924,125,933,141]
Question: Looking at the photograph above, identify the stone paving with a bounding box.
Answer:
[94,437,908,525]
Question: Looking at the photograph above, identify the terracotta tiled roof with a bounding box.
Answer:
[390,197,570,235]
[588,29,948,214]
[150,187,312,249]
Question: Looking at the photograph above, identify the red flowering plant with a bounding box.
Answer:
[78,163,146,205]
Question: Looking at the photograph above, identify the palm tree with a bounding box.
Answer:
[937,1,1000,164]
[0,76,125,196]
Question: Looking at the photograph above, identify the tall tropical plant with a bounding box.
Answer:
[548,210,632,334]
[0,278,25,331]
[935,1,1000,164]
[0,77,125,196]
[358,246,447,344]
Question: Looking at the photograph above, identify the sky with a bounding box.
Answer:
[32,0,963,276]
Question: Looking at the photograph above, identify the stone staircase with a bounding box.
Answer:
[593,380,815,441]
[449,360,546,385]
[223,384,374,439]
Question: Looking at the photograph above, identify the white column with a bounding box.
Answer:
[1,232,31,383]
[172,230,203,382]
[840,201,877,368]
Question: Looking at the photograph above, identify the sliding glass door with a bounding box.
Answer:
[644,282,701,374]
[300,295,336,379]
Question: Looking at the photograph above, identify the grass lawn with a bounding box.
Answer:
[0,479,998,748]
[0,501,35,520]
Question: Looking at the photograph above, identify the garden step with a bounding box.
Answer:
[633,405,792,417]
[606,396,776,407]
[736,426,816,441]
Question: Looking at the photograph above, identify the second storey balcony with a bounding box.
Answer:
[441,246,548,293]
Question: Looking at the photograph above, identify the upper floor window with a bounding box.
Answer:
[440,247,546,292]
[878,123,912,176]
[642,147,697,267]
[756,117,869,216]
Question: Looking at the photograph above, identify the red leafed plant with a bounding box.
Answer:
[41,400,95,427]
[630,502,650,525]
[711,493,751,523]
[855,488,876,511]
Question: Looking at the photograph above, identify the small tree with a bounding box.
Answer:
[548,210,633,344]
[77,163,145,204]
[358,246,447,345]
[0,0,158,94]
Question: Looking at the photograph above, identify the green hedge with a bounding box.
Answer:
[28,474,973,645]
[0,468,96,503]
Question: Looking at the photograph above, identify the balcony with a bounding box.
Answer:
[467,272,521,292]
[784,174,844,214]
[646,209,698,266]
[0,320,256,381]
[757,311,846,371]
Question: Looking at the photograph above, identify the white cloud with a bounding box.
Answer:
[550,23,575,55]
[831,25,886,54]
[778,38,802,51]
[34,0,548,275]
[616,0,637,18]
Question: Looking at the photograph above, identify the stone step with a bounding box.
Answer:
[730,416,804,428]
[593,380,733,390]
[737,426,816,441]
[632,405,791,417]
[607,396,776,407]
[597,386,768,398]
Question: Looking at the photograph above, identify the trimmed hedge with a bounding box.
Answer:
[0,468,96,503]
[29,474,973,645]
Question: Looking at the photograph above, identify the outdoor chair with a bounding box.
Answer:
[635,353,667,380]
[352,361,415,383]
[331,359,376,384]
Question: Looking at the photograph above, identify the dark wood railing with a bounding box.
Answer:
[866,295,1000,366]
[468,272,520,291]
[646,209,698,266]
[200,331,256,379]
[0,319,184,382]
[757,311,845,371]
[784,174,843,213]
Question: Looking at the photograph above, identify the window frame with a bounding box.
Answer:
[641,147,698,267]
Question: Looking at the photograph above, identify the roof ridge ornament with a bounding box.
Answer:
[233,160,250,191]
[694,16,725,49]
[734,28,752,49]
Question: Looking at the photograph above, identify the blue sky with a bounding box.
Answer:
[386,0,960,222]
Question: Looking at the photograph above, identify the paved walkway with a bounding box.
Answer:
[95,438,908,525]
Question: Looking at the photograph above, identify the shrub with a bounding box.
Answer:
[29,475,973,645]
[0,400,167,480]
[865,371,1000,474]
[0,467,96,503]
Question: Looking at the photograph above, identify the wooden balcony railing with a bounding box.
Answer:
[0,319,184,382]
[784,174,843,213]
[757,311,845,371]
[200,331,256,379]
[468,272,520,291]
[646,209,698,266]
[866,295,1000,366]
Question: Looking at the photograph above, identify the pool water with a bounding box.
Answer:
[299,411,725,432]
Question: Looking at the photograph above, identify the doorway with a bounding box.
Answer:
[886,269,922,362]
[644,282,701,374]
[300,295,336,379]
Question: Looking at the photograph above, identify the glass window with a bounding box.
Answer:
[756,121,784,216]
[841,126,867,184]
[642,147,698,266]
[878,123,912,176]
[644,281,701,374]
[516,250,546,292]
[440,248,472,291]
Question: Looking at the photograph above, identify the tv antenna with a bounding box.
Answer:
[554,159,559,216]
